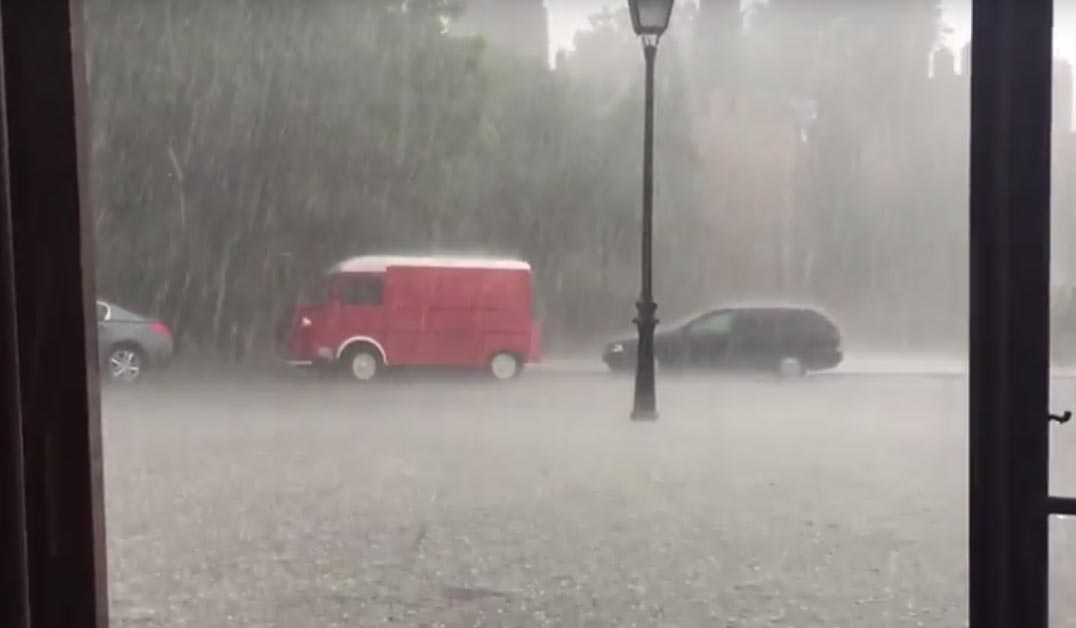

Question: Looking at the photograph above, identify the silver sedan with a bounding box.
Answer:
[96,300,174,382]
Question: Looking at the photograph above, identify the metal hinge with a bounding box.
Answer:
[1049,496,1076,516]
[1050,411,1072,424]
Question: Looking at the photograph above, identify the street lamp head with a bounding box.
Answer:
[628,0,676,38]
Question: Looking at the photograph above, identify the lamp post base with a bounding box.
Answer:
[631,408,659,421]
[631,300,658,421]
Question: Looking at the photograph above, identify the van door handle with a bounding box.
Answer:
[1050,411,1072,425]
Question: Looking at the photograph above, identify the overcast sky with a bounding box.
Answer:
[544,1,1076,67]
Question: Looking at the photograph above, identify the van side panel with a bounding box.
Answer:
[474,270,533,364]
[382,266,534,366]
[426,267,482,365]
[382,267,437,365]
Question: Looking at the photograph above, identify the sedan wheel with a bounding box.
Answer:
[108,347,144,383]
[778,356,806,378]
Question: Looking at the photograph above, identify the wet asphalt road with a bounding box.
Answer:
[101,369,1076,627]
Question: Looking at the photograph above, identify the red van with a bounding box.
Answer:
[284,256,542,380]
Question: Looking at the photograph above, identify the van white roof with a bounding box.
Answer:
[332,255,531,273]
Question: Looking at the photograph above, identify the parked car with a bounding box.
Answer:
[602,305,842,377]
[283,255,542,381]
[96,300,174,383]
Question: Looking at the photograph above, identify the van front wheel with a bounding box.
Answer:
[490,352,522,381]
[342,347,381,382]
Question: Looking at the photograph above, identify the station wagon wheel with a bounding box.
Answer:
[343,347,381,382]
[778,356,806,379]
[108,345,145,383]
[490,352,522,381]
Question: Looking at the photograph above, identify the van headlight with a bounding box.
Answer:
[609,343,625,353]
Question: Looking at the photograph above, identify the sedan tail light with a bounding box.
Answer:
[150,321,172,338]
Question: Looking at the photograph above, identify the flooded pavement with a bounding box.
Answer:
[101,372,1076,627]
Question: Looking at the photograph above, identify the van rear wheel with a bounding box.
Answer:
[342,347,381,382]
[490,352,522,381]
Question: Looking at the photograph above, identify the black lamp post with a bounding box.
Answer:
[628,0,674,421]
